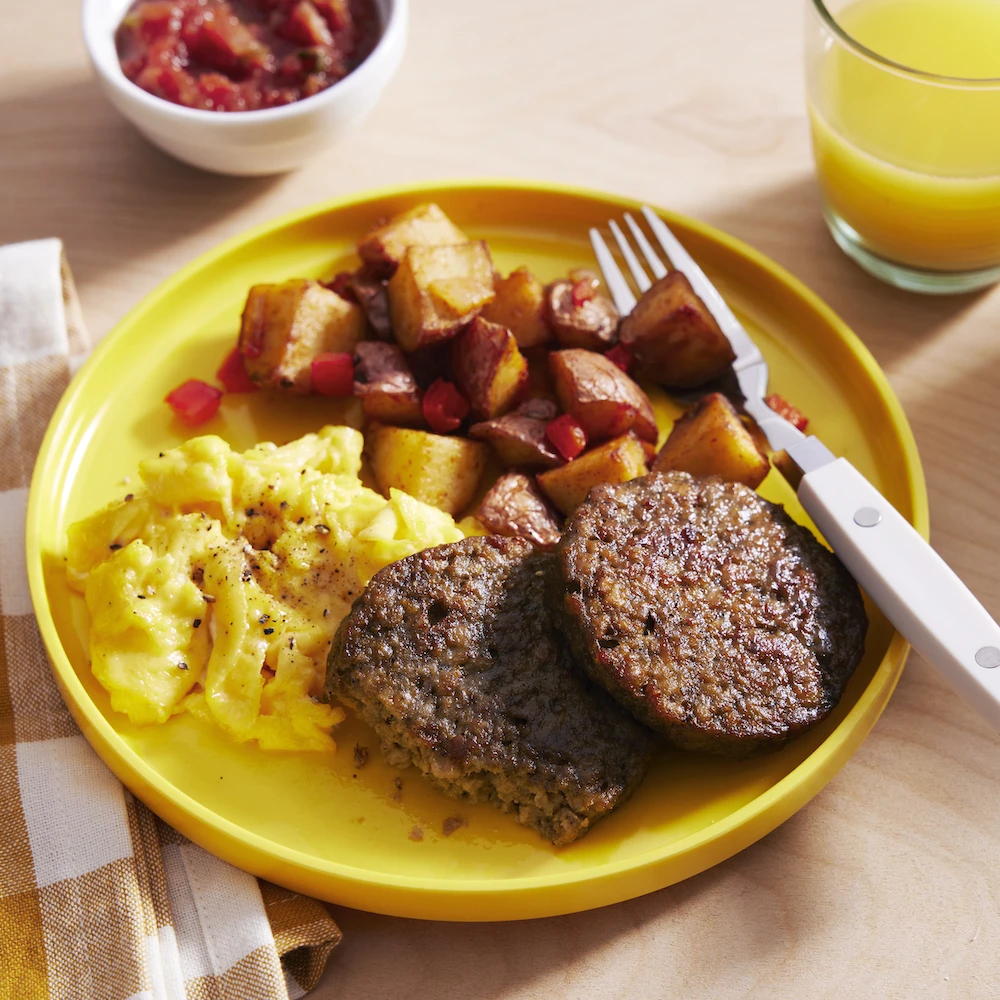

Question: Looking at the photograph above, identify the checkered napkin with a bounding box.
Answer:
[0,239,342,1000]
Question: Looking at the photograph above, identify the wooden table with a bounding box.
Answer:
[5,0,1000,996]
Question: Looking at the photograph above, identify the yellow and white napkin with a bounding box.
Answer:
[0,239,341,999]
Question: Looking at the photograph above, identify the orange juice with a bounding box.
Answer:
[807,0,1000,275]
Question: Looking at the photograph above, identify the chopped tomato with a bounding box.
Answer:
[131,2,183,43]
[314,0,351,31]
[571,278,595,307]
[277,1,334,46]
[545,414,587,461]
[765,393,809,432]
[198,72,246,112]
[604,344,633,373]
[165,379,223,426]
[216,347,259,393]
[311,352,355,396]
[181,7,265,78]
[422,379,469,433]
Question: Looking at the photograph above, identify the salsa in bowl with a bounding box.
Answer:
[115,0,382,112]
[83,0,407,174]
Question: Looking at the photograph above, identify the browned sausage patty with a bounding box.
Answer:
[325,535,655,845]
[554,471,868,756]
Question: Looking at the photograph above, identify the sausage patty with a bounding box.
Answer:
[553,471,868,756]
[325,535,655,845]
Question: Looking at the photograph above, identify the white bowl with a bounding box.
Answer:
[82,0,408,176]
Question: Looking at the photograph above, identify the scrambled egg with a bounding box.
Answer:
[66,426,467,752]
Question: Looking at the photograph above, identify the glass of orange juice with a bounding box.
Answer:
[806,0,1000,293]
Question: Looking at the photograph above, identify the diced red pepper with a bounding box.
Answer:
[311,352,355,396]
[545,414,588,461]
[165,379,223,426]
[422,378,469,434]
[604,344,633,373]
[216,346,259,393]
[571,278,595,307]
[765,393,809,432]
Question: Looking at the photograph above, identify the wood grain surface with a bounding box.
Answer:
[3,1,1000,997]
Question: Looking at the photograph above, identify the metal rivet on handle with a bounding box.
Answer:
[853,507,882,528]
[975,646,1000,669]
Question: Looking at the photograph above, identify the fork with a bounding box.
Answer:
[591,206,1000,732]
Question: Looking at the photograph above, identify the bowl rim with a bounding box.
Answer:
[82,0,408,125]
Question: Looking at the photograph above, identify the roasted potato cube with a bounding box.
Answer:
[366,424,487,516]
[387,242,495,352]
[481,267,550,348]
[358,203,468,278]
[451,316,529,420]
[537,432,648,515]
[549,349,658,444]
[238,279,365,392]
[477,472,563,551]
[353,342,424,426]
[652,392,769,488]
[520,346,558,402]
[516,397,560,421]
[545,278,619,351]
[468,398,561,468]
[402,341,452,390]
[618,271,735,388]
[770,449,803,489]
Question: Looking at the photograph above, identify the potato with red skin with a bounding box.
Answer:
[481,267,550,349]
[519,346,558,403]
[652,392,769,489]
[549,349,657,444]
[545,279,619,351]
[353,342,424,427]
[451,317,529,420]
[469,398,562,469]
[238,279,365,392]
[476,473,563,551]
[358,203,469,279]
[618,271,735,388]
[387,242,495,352]
[349,273,393,341]
[537,432,649,516]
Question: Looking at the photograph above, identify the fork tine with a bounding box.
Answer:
[624,213,668,279]
[609,220,652,293]
[639,205,764,373]
[639,205,734,325]
[589,228,636,314]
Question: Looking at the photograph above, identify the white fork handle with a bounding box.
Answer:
[799,457,1000,730]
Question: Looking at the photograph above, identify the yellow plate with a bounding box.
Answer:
[26,180,926,921]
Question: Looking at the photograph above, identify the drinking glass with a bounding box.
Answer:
[806,0,1000,293]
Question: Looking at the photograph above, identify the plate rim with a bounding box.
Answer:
[25,177,928,919]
